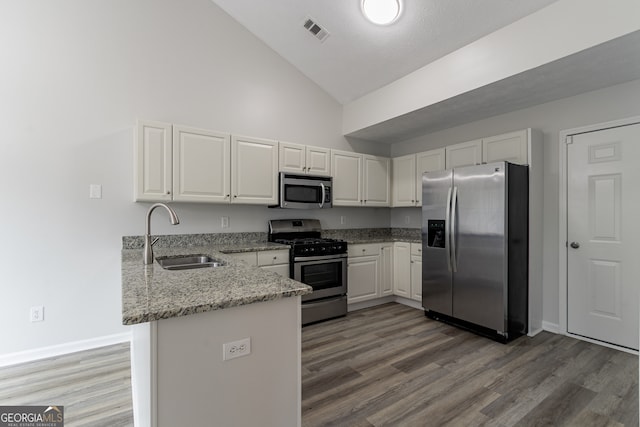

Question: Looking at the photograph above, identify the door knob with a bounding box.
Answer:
[570,242,580,249]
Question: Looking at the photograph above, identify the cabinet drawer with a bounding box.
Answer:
[410,243,422,257]
[257,250,289,266]
[226,251,258,266]
[348,244,380,258]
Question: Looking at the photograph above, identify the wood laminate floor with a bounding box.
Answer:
[0,342,133,427]
[302,303,639,427]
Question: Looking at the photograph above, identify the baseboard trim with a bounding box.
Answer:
[347,296,395,312]
[541,321,561,334]
[0,332,132,367]
[394,296,424,311]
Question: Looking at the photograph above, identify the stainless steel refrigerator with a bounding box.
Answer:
[422,161,528,342]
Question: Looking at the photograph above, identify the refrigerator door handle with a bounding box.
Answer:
[445,187,452,272]
[451,186,458,272]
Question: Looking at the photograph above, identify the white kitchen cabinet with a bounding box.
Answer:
[231,135,279,205]
[482,129,528,165]
[415,148,446,205]
[380,244,394,297]
[392,148,446,207]
[135,119,173,202]
[332,150,390,207]
[279,142,331,175]
[348,255,380,304]
[393,242,411,298]
[362,155,390,206]
[410,243,422,302]
[172,125,231,203]
[331,150,362,206]
[391,155,417,207]
[445,139,482,169]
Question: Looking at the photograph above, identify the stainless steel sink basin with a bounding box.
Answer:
[156,255,225,270]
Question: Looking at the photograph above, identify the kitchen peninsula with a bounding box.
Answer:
[122,238,311,427]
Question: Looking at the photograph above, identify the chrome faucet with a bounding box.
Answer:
[143,203,180,265]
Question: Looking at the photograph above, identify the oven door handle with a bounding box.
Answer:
[319,183,325,208]
[293,253,348,263]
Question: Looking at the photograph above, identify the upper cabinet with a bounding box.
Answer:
[445,139,482,169]
[135,120,173,202]
[482,129,528,165]
[279,142,331,176]
[391,148,445,207]
[231,135,278,205]
[135,120,277,205]
[331,150,390,207]
[172,125,231,203]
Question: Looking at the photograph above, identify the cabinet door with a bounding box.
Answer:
[482,130,528,165]
[392,155,417,207]
[363,155,390,207]
[231,135,278,205]
[411,256,422,302]
[347,255,379,303]
[415,148,445,206]
[445,139,482,169]
[380,245,394,296]
[393,243,411,298]
[172,126,231,203]
[279,142,305,173]
[306,146,331,176]
[257,250,290,266]
[331,150,362,206]
[135,120,172,202]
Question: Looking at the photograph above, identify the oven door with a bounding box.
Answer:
[293,254,347,301]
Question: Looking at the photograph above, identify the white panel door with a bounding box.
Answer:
[392,155,417,207]
[362,155,390,207]
[305,146,331,175]
[415,148,446,205]
[331,150,362,206]
[567,123,640,350]
[172,126,230,203]
[445,139,482,169]
[231,135,278,205]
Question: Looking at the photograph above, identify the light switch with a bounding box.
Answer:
[89,184,102,199]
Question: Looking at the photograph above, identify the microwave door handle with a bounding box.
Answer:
[319,183,325,208]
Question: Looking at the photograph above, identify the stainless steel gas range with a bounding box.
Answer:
[268,219,347,325]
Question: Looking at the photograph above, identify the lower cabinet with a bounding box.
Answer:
[348,241,422,305]
[393,242,422,302]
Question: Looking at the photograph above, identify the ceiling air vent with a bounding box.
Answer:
[303,17,329,42]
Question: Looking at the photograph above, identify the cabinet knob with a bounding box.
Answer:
[233,195,237,198]
[225,194,230,198]
[167,191,171,195]
[411,200,415,203]
[273,256,277,260]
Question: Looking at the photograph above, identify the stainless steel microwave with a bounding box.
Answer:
[277,173,332,209]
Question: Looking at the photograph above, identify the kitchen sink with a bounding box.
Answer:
[156,255,225,270]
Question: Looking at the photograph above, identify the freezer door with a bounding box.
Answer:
[452,163,507,332]
[422,170,453,315]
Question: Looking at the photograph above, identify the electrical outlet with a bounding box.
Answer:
[30,306,44,322]
[221,216,229,228]
[340,216,346,225]
[223,337,251,361]
[405,216,411,225]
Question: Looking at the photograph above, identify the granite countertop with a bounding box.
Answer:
[121,243,311,325]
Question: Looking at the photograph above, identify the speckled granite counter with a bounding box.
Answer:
[121,243,311,325]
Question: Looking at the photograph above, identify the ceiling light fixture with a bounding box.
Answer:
[361,0,401,25]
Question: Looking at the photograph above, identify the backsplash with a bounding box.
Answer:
[122,228,421,249]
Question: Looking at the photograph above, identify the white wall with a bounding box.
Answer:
[390,79,640,326]
[0,0,389,355]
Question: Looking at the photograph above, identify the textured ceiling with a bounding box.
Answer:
[210,0,559,104]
